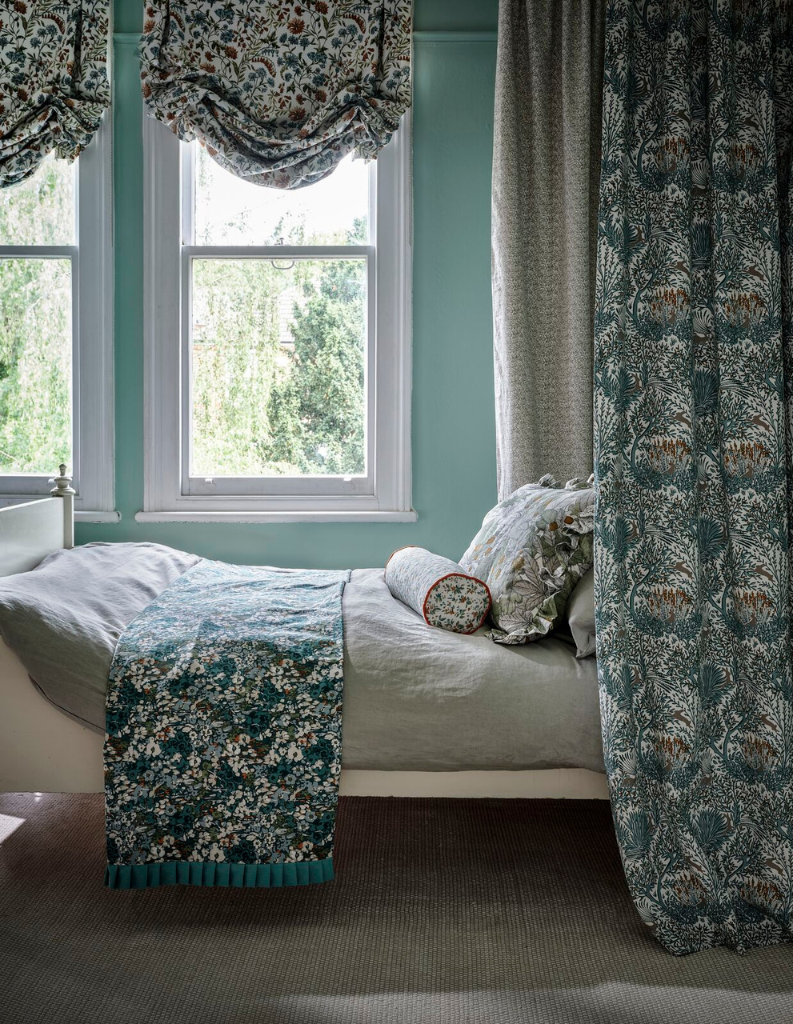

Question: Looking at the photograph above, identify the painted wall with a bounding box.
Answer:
[77,0,499,568]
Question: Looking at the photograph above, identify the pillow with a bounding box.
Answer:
[0,542,201,733]
[384,546,491,634]
[565,568,596,658]
[459,475,595,645]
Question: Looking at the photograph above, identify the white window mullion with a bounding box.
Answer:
[70,247,82,501]
[179,137,195,498]
[143,116,183,514]
[180,247,193,498]
[74,114,114,514]
[365,245,377,485]
[181,139,195,247]
[372,111,412,515]
[182,244,373,259]
[0,245,77,258]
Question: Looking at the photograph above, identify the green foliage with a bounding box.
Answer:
[0,151,366,480]
[0,155,74,473]
[191,257,284,476]
[266,252,365,475]
[0,259,72,473]
[192,220,366,478]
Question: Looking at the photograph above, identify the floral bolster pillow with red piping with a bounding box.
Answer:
[384,546,492,634]
[459,475,595,645]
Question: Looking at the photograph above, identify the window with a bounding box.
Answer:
[0,125,114,517]
[142,116,412,522]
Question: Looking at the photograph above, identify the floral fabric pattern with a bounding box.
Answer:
[460,476,595,645]
[140,0,412,190]
[0,0,110,187]
[105,560,349,889]
[384,546,491,634]
[596,1,793,953]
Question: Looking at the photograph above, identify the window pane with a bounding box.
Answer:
[191,258,366,477]
[194,148,369,247]
[0,154,75,246]
[0,259,72,473]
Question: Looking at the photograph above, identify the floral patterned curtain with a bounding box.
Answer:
[595,0,793,954]
[0,1,110,187]
[140,0,412,190]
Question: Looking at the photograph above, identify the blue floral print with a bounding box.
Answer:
[595,0,793,954]
[105,560,349,889]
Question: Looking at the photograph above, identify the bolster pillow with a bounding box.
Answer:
[384,546,492,634]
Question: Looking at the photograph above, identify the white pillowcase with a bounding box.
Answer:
[565,569,596,658]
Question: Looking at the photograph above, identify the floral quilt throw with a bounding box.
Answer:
[104,560,350,889]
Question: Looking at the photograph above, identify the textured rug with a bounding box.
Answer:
[0,794,791,1024]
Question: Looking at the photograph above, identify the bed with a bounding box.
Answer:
[0,489,607,799]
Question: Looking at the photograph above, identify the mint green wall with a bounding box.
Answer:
[77,0,499,568]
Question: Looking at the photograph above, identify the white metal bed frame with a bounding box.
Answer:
[0,472,608,798]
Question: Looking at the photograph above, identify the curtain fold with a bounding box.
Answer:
[595,0,793,954]
[0,1,110,187]
[140,0,412,190]
[492,0,605,497]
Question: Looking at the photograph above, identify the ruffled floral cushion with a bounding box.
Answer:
[459,476,595,645]
[384,547,491,634]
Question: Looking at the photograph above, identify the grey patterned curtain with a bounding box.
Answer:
[492,0,605,497]
[596,0,793,954]
[140,0,412,190]
[0,1,110,187]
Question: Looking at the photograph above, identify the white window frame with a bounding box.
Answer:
[0,119,115,520]
[140,113,413,523]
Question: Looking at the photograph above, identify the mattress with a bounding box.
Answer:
[0,547,604,773]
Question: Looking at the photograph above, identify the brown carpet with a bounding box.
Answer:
[0,794,791,1024]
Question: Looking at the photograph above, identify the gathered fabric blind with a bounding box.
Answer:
[140,0,412,189]
[0,0,110,187]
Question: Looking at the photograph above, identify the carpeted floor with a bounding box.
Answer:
[0,794,791,1024]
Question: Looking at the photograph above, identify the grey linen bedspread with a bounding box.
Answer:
[0,544,603,773]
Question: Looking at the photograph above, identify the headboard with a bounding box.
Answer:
[0,466,75,577]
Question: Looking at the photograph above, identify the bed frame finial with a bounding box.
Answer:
[50,465,75,549]
[50,465,75,498]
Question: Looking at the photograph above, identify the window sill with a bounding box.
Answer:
[135,509,418,524]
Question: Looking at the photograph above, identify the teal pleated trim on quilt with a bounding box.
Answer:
[104,857,334,890]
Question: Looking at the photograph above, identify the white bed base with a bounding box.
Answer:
[0,474,609,799]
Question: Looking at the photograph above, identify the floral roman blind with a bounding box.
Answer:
[0,0,110,188]
[140,0,413,190]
